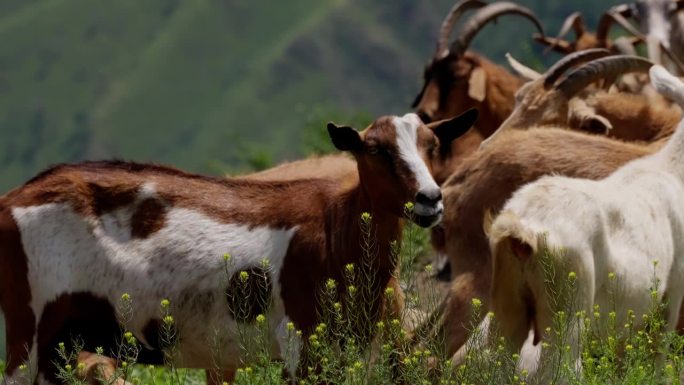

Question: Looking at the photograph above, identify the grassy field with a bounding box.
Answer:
[1,222,683,384]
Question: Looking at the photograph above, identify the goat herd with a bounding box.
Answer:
[4,0,684,384]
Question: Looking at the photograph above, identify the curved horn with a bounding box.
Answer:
[537,12,585,54]
[543,48,611,88]
[556,55,654,97]
[436,0,488,58]
[505,53,542,80]
[449,2,545,56]
[557,12,586,39]
[596,7,644,45]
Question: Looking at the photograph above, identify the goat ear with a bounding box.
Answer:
[577,115,613,135]
[468,67,487,102]
[430,108,479,145]
[568,98,613,135]
[505,53,542,81]
[327,123,362,152]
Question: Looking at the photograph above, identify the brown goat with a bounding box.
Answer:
[536,5,684,73]
[534,10,644,54]
[413,1,543,134]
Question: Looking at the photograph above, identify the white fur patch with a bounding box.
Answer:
[138,182,158,199]
[13,202,297,369]
[392,113,442,217]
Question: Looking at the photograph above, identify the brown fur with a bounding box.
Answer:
[233,153,357,182]
[588,92,682,141]
[534,29,605,55]
[489,76,681,145]
[433,128,655,357]
[413,52,523,177]
[0,203,35,378]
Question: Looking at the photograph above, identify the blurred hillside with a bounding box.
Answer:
[0,0,624,192]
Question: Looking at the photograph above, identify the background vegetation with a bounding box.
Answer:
[0,0,626,192]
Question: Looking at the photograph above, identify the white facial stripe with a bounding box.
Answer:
[392,113,440,194]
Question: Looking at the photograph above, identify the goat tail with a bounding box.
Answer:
[650,65,684,107]
[489,210,539,351]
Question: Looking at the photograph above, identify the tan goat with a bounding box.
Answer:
[482,51,658,147]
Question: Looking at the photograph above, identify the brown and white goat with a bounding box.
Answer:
[0,110,478,385]
[412,1,543,132]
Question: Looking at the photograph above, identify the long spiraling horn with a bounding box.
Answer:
[555,55,654,97]
[436,0,488,58]
[543,48,612,88]
[449,2,545,56]
[596,4,642,45]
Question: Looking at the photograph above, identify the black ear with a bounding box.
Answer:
[430,108,479,146]
[327,122,362,152]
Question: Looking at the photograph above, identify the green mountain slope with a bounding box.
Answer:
[0,0,623,192]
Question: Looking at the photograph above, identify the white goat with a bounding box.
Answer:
[487,64,684,377]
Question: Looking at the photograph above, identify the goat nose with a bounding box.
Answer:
[416,189,442,206]
[417,110,432,124]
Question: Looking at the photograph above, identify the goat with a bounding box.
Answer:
[428,128,659,358]
[427,61,682,358]
[591,1,684,73]
[234,154,357,181]
[489,65,684,377]
[0,109,478,385]
[482,51,658,147]
[432,52,667,278]
[534,10,645,55]
[412,1,543,133]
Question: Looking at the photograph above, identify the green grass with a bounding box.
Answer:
[2,217,683,385]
